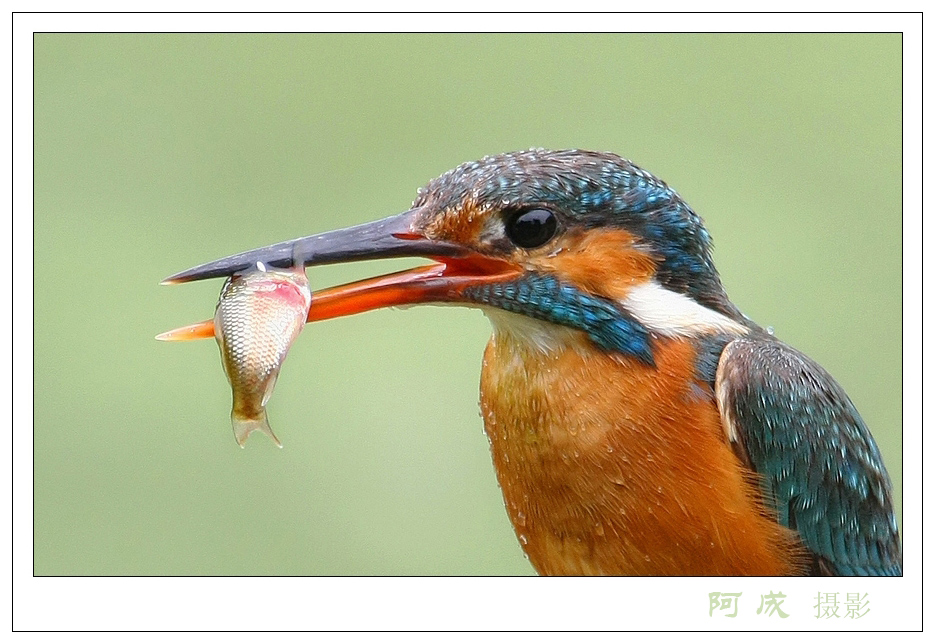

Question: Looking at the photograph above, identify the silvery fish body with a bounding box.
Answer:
[214,262,312,447]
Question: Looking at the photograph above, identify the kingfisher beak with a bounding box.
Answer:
[161,208,521,327]
[163,209,461,284]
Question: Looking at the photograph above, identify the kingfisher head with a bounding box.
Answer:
[165,149,752,362]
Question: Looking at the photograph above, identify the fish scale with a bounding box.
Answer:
[214,264,311,447]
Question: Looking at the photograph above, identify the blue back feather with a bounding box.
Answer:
[718,336,901,576]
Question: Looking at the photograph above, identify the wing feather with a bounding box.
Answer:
[715,336,901,576]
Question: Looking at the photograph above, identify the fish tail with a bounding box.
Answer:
[231,411,282,448]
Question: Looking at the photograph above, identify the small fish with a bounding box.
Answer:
[213,261,312,447]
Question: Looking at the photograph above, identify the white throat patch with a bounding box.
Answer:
[622,281,748,337]
[478,281,747,356]
[482,307,587,354]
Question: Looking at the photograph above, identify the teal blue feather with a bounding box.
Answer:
[717,335,901,576]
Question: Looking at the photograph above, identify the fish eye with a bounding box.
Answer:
[505,208,558,249]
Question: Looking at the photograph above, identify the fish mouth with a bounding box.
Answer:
[160,208,521,330]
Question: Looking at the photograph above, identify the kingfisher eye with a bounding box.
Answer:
[505,208,558,249]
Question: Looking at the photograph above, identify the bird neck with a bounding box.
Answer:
[464,270,753,370]
[464,274,656,364]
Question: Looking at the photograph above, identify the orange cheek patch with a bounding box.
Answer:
[537,229,657,301]
[422,199,492,247]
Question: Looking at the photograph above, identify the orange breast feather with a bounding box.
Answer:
[479,331,806,575]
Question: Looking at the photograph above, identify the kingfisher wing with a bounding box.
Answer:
[714,336,901,576]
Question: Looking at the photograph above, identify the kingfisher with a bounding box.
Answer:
[162,149,901,576]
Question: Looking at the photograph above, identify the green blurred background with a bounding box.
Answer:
[34,34,901,575]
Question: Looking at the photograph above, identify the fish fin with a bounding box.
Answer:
[156,319,216,342]
[261,374,279,407]
[231,411,283,448]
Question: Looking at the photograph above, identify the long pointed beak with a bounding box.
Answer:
[159,209,521,340]
[162,209,465,285]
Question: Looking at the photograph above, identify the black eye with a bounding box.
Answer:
[505,208,558,249]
